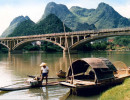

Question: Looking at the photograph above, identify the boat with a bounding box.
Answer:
[56,70,66,78]
[59,58,130,95]
[0,81,59,91]
[0,76,60,91]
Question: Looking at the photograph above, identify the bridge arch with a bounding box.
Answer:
[12,38,65,50]
[0,42,10,51]
[70,33,130,50]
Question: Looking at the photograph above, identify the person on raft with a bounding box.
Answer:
[39,62,49,85]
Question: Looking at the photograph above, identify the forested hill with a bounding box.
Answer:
[70,2,130,29]
[40,2,96,31]
[1,16,31,37]
[41,2,130,30]
[3,1,130,42]
[8,14,71,37]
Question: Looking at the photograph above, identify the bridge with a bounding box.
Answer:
[0,27,130,53]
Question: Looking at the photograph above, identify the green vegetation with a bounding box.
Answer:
[75,22,96,31]
[77,41,108,51]
[1,2,130,52]
[70,3,130,29]
[23,44,40,51]
[6,14,71,52]
[106,36,130,51]
[100,78,130,100]
[8,20,35,37]
[9,14,71,37]
[40,2,130,51]
[114,36,130,46]
[42,2,96,31]
[77,36,130,51]
[23,42,62,52]
[0,45,8,53]
[1,16,31,37]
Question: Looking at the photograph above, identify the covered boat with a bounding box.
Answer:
[60,58,130,95]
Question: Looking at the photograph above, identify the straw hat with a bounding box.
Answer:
[40,62,46,67]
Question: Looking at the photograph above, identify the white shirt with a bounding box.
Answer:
[41,66,49,73]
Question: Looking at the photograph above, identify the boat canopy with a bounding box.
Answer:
[67,58,117,82]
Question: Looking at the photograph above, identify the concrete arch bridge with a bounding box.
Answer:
[0,27,130,53]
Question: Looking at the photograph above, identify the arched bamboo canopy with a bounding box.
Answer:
[67,58,117,82]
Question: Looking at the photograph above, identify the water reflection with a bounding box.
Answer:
[6,52,81,79]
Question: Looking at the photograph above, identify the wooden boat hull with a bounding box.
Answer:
[75,78,124,95]
[60,75,130,95]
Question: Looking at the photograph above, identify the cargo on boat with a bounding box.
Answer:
[59,58,130,95]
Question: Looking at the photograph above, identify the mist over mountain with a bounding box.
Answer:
[1,16,31,37]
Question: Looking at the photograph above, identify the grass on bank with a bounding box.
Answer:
[100,78,130,100]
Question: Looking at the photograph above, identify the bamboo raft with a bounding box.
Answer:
[0,75,60,91]
[0,82,59,91]
[27,75,60,79]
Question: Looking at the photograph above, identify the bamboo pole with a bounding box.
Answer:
[63,23,74,84]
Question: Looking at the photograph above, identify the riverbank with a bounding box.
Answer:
[100,78,130,100]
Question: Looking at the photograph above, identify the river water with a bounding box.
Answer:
[0,51,130,100]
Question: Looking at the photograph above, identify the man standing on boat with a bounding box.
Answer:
[40,62,49,85]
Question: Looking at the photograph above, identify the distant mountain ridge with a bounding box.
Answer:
[40,2,78,30]
[8,19,35,37]
[41,2,96,31]
[10,16,30,26]
[2,2,130,37]
[70,2,130,29]
[8,14,71,37]
[41,2,130,29]
[1,16,31,37]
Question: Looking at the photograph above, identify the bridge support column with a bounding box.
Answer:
[71,36,74,45]
[8,49,11,54]
[60,37,62,45]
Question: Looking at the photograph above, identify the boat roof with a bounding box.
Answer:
[81,58,108,69]
[67,58,117,82]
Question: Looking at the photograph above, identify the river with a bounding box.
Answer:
[0,51,130,100]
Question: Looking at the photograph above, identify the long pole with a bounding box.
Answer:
[63,23,74,84]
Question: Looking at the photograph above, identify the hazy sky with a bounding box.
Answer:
[0,0,130,35]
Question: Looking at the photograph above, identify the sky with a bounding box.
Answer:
[0,0,130,35]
